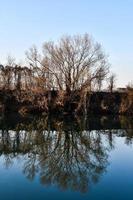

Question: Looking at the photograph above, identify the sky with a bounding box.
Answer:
[0,0,133,87]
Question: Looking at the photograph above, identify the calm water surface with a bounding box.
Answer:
[0,114,133,200]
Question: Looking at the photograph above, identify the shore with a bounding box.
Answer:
[0,89,132,116]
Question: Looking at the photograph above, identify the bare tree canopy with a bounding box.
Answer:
[44,34,109,92]
[26,34,109,93]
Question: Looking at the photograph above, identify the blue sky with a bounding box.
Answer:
[0,0,133,86]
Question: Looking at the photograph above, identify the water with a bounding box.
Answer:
[0,114,133,200]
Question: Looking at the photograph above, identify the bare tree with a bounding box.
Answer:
[43,34,109,113]
[26,45,51,91]
[0,56,16,90]
[26,34,109,92]
[42,34,109,93]
[6,55,16,66]
[25,34,109,114]
[107,73,117,93]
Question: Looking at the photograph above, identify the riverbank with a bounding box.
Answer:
[0,89,133,115]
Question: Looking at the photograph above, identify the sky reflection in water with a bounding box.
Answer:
[0,114,132,200]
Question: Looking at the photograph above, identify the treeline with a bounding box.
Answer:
[1,34,110,91]
[0,34,132,115]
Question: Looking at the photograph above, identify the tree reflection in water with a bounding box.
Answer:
[0,115,132,193]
